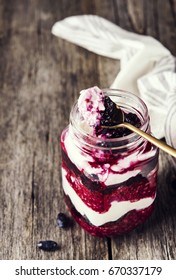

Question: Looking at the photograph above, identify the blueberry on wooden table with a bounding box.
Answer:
[57,212,70,228]
[37,240,59,251]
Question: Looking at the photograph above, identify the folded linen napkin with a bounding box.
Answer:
[52,15,176,146]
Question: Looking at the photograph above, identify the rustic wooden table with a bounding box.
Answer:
[0,0,176,260]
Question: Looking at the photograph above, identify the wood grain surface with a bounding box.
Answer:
[0,0,176,260]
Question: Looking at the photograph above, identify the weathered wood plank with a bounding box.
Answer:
[157,0,176,55]
[93,0,121,89]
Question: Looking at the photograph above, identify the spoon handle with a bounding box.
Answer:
[120,123,176,157]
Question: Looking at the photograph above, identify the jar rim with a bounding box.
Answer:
[70,89,150,150]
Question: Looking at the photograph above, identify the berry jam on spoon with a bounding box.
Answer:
[102,103,176,158]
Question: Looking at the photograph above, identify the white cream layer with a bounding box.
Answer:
[64,129,141,185]
[62,168,154,227]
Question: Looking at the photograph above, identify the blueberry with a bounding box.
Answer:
[100,96,120,126]
[95,96,141,138]
[57,212,69,228]
[90,174,99,181]
[37,240,59,251]
[124,112,141,128]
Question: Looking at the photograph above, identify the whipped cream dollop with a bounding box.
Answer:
[78,86,105,128]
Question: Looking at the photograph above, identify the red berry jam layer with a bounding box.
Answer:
[65,194,154,237]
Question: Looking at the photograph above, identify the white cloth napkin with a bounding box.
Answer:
[52,15,176,146]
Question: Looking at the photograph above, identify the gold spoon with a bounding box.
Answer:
[102,106,176,158]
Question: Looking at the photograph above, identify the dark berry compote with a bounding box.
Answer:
[60,87,159,237]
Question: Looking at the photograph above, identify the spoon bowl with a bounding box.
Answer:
[102,105,176,158]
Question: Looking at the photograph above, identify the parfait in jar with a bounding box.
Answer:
[60,87,158,237]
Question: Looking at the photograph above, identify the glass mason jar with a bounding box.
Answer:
[60,89,159,237]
